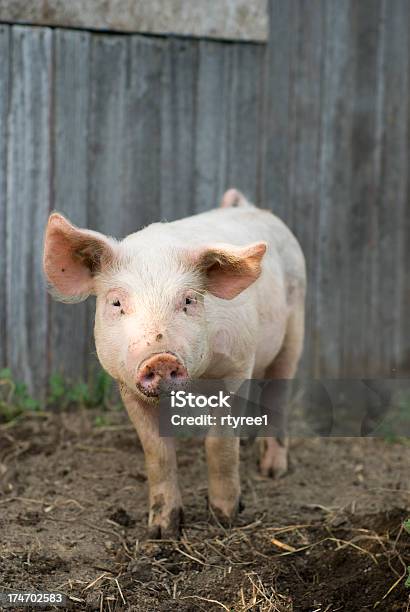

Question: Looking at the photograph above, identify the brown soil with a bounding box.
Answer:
[1,408,409,611]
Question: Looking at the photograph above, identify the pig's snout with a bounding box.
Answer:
[136,353,188,397]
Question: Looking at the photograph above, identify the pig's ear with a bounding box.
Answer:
[43,213,117,302]
[194,241,267,300]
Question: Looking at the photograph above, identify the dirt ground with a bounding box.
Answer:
[0,407,409,612]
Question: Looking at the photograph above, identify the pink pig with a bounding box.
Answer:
[43,189,306,537]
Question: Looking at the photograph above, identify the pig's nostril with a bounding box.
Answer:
[136,353,188,397]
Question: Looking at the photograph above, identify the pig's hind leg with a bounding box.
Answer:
[205,436,241,524]
[258,306,304,478]
[205,372,254,524]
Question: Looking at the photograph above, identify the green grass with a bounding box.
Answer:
[373,393,410,444]
[405,519,410,588]
[0,367,120,424]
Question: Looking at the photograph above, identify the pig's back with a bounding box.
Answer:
[171,205,306,374]
[129,205,306,293]
[166,206,306,291]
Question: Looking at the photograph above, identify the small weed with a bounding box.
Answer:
[47,369,118,410]
[88,369,118,409]
[405,519,410,588]
[0,367,120,424]
[0,368,41,422]
[94,414,112,427]
[48,372,66,404]
[375,394,410,444]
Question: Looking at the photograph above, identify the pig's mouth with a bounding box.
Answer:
[135,379,189,400]
[135,351,189,400]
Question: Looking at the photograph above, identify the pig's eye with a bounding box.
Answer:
[106,291,128,317]
[183,295,197,313]
[111,299,125,314]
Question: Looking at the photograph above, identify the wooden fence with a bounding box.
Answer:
[0,0,409,397]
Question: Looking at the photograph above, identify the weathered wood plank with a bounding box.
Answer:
[314,1,355,377]
[342,0,383,376]
[262,0,293,222]
[125,35,164,229]
[283,0,324,376]
[49,28,91,382]
[0,0,268,43]
[6,26,52,396]
[88,34,164,238]
[0,25,10,369]
[375,0,410,376]
[194,40,230,212]
[225,42,266,204]
[160,38,198,221]
[88,35,128,238]
[403,0,410,375]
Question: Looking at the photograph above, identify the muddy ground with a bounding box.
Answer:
[0,407,409,611]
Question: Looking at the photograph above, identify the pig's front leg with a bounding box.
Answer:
[120,386,183,538]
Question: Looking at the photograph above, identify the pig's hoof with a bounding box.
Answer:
[258,437,288,479]
[208,496,243,526]
[147,507,184,540]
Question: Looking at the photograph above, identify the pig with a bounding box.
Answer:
[43,189,306,537]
